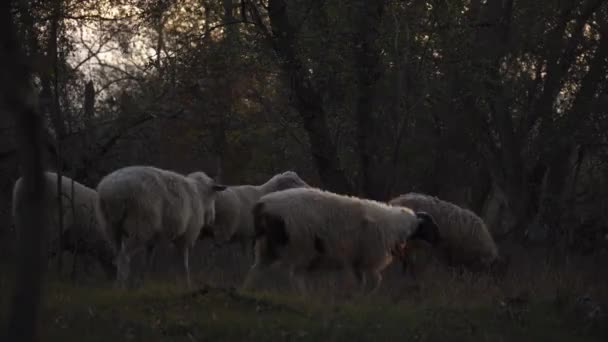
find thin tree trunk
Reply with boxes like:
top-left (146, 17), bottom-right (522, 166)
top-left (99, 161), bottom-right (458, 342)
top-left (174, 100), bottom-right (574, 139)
top-left (83, 80), bottom-right (95, 162)
top-left (1, 0), bottom-right (48, 340)
top-left (47, 0), bottom-right (66, 275)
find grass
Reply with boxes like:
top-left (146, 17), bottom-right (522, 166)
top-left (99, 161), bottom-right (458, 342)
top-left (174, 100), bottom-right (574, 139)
top-left (4, 282), bottom-right (604, 342)
top-left (1, 244), bottom-right (607, 341)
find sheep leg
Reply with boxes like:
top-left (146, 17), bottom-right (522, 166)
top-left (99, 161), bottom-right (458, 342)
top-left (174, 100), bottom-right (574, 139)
top-left (114, 239), bottom-right (132, 289)
top-left (239, 238), bottom-right (250, 259)
top-left (97, 241), bottom-right (118, 280)
top-left (70, 240), bottom-right (80, 282)
top-left (366, 271), bottom-right (383, 296)
top-left (289, 266), bottom-right (308, 295)
top-left (242, 264), bottom-right (259, 291)
top-left (82, 253), bottom-right (94, 278)
top-left (115, 236), bottom-right (147, 289)
top-left (140, 243), bottom-right (157, 283)
top-left (183, 246), bottom-right (191, 289)
top-left (173, 237), bottom-right (192, 289)
top-left (352, 268), bottom-right (367, 295)
top-left (242, 239), bottom-right (275, 291)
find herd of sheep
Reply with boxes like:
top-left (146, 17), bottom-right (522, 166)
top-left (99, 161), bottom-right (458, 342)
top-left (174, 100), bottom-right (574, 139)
top-left (11, 166), bottom-right (506, 294)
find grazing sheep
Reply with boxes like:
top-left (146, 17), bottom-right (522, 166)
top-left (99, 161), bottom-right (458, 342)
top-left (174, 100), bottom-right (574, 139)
top-left (96, 166), bottom-right (226, 289)
top-left (12, 172), bottom-right (116, 279)
top-left (389, 192), bottom-right (505, 274)
top-left (244, 187), bottom-right (440, 295)
top-left (207, 171), bottom-right (310, 255)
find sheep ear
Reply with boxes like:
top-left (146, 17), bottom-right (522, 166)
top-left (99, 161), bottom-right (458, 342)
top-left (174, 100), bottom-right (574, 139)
top-left (413, 211), bottom-right (441, 245)
top-left (212, 184), bottom-right (227, 191)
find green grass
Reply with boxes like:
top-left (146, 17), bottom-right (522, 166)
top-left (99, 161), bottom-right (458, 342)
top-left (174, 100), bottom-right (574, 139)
top-left (1, 278), bottom-right (606, 342)
top-left (1, 245), bottom-right (607, 342)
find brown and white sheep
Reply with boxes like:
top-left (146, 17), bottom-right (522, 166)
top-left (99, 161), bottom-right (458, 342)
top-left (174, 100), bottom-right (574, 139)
top-left (244, 187), bottom-right (440, 295)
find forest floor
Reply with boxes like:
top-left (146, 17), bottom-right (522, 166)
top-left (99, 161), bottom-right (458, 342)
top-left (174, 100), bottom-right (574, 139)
top-left (1, 244), bottom-right (607, 342)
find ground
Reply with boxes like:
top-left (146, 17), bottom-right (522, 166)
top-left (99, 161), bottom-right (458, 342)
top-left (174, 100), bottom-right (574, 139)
top-left (1, 244), bottom-right (607, 341)
top-left (0, 282), bottom-right (605, 342)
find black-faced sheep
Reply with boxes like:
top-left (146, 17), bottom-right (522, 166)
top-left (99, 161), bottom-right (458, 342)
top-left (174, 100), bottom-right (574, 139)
top-left (389, 192), bottom-right (506, 275)
top-left (243, 187), bottom-right (440, 295)
top-left (207, 171), bottom-right (310, 256)
top-left (96, 166), bottom-right (226, 289)
top-left (12, 172), bottom-right (116, 278)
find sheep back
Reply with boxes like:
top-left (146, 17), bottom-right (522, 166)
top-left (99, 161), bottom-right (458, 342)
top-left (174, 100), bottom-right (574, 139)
top-left (253, 187), bottom-right (423, 273)
top-left (259, 171), bottom-right (310, 194)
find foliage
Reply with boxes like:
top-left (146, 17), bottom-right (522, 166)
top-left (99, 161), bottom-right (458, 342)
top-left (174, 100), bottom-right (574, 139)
top-left (1, 0), bottom-right (608, 252)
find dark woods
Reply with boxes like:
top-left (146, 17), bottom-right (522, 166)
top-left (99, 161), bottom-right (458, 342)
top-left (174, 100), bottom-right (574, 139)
top-left (0, 0), bottom-right (607, 326)
top-left (252, 0), bottom-right (608, 250)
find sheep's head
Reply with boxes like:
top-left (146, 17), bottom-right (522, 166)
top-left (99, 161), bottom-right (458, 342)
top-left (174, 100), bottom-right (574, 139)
top-left (411, 211), bottom-right (441, 245)
top-left (188, 171), bottom-right (226, 226)
top-left (263, 171), bottom-right (310, 193)
top-left (188, 171), bottom-right (227, 194)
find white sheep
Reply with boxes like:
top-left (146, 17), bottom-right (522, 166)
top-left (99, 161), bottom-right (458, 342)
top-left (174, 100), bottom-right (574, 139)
top-left (207, 171), bottom-right (310, 255)
top-left (243, 187), bottom-right (440, 295)
top-left (12, 172), bottom-right (116, 278)
top-left (96, 166), bottom-right (226, 289)
top-left (389, 192), bottom-right (505, 275)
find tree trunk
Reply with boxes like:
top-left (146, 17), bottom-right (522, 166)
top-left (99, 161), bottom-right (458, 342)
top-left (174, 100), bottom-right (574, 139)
top-left (352, 0), bottom-right (386, 199)
top-left (267, 0), bottom-right (351, 194)
top-left (534, 23), bottom-right (608, 244)
top-left (84, 80), bottom-right (95, 124)
top-left (212, 0), bottom-right (238, 182)
top-left (1, 1), bottom-right (48, 340)
top-left (470, 0), bottom-right (532, 235)
top-left (46, 0), bottom-right (66, 274)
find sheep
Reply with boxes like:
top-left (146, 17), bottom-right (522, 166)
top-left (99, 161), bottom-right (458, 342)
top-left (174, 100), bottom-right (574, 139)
top-left (206, 171), bottom-right (310, 256)
top-left (96, 166), bottom-right (226, 289)
top-left (388, 192), bottom-right (506, 275)
top-left (12, 172), bottom-right (116, 279)
top-left (243, 187), bottom-right (440, 295)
